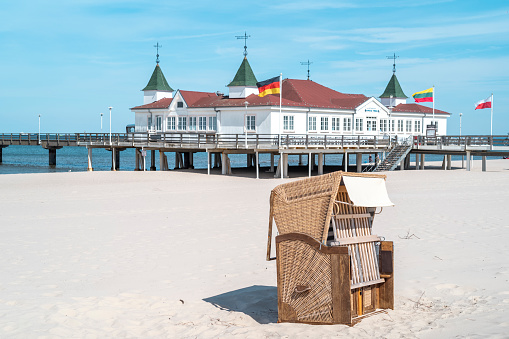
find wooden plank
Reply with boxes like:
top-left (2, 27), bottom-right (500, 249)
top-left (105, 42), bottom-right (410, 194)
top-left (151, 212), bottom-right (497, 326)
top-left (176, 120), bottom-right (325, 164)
top-left (331, 251), bottom-right (352, 325)
top-left (334, 213), bottom-right (371, 219)
top-left (378, 241), bottom-right (394, 310)
top-left (275, 239), bottom-right (284, 322)
top-left (335, 235), bottom-right (380, 246)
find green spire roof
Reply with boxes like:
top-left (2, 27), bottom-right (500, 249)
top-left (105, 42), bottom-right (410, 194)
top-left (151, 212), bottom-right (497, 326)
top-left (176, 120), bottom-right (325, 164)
top-left (380, 73), bottom-right (407, 98)
top-left (142, 64), bottom-right (173, 91)
top-left (228, 57), bottom-right (258, 87)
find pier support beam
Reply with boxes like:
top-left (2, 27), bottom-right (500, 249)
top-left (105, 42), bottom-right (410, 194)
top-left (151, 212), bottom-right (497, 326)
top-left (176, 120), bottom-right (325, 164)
top-left (256, 152), bottom-right (259, 179)
top-left (420, 154), bottom-right (425, 170)
top-left (159, 151), bottom-right (168, 171)
top-left (482, 155), bottom-right (486, 172)
top-left (318, 153), bottom-right (324, 175)
top-left (356, 153), bottom-right (362, 173)
top-left (87, 147), bottom-right (93, 171)
top-left (135, 149), bottom-right (141, 171)
top-left (466, 151), bottom-right (471, 171)
top-left (0, 146), bottom-right (7, 163)
top-left (207, 151), bottom-right (211, 175)
top-left (344, 152), bottom-right (348, 172)
top-left (308, 152), bottom-right (312, 177)
top-left (415, 154), bottom-right (419, 170)
top-left (150, 150), bottom-right (156, 171)
top-left (111, 148), bottom-right (116, 171)
top-left (447, 154), bottom-right (452, 170)
top-left (46, 147), bottom-right (62, 166)
top-left (269, 153), bottom-right (275, 172)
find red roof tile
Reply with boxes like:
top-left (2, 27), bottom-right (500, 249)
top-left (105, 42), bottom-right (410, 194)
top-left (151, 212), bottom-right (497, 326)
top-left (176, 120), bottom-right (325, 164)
top-left (190, 79), bottom-right (368, 110)
top-left (131, 97), bottom-right (173, 110)
top-left (392, 103), bottom-right (450, 115)
top-left (180, 90), bottom-right (218, 106)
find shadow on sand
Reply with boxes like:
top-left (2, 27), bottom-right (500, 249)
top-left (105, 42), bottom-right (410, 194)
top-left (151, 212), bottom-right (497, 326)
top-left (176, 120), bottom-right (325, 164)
top-left (203, 285), bottom-right (278, 324)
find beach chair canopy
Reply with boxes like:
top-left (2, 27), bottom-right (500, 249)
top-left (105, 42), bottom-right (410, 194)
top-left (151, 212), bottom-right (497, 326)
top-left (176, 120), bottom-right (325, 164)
top-left (341, 176), bottom-right (394, 207)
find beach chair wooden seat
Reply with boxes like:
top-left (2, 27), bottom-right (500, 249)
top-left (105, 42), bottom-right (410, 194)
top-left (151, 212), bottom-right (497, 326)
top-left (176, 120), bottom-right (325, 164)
top-left (267, 171), bottom-right (394, 325)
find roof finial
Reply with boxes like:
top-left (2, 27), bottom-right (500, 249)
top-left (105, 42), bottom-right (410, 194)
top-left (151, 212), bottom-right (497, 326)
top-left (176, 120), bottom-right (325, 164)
top-left (154, 42), bottom-right (162, 64)
top-left (300, 59), bottom-right (313, 80)
top-left (235, 32), bottom-right (250, 57)
top-left (387, 53), bottom-right (399, 74)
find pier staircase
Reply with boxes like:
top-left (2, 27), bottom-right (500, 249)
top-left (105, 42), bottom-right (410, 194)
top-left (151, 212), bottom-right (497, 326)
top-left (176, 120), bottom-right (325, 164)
top-left (371, 139), bottom-right (412, 172)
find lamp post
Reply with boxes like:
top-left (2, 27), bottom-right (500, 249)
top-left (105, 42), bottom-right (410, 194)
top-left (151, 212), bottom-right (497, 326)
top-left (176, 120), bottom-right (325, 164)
top-left (244, 101), bottom-right (249, 148)
top-left (459, 113), bottom-right (464, 168)
top-left (108, 107), bottom-right (112, 144)
top-left (38, 114), bottom-right (41, 144)
top-left (100, 113), bottom-right (103, 132)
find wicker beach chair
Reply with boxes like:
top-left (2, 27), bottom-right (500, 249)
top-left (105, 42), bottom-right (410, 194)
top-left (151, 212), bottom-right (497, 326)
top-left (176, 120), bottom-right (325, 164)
top-left (267, 172), bottom-right (394, 325)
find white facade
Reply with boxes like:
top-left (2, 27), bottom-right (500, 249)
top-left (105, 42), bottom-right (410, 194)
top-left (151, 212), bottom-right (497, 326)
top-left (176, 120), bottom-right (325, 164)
top-left (133, 97), bottom-right (449, 137)
top-left (143, 90), bottom-right (172, 105)
top-left (228, 86), bottom-right (259, 99)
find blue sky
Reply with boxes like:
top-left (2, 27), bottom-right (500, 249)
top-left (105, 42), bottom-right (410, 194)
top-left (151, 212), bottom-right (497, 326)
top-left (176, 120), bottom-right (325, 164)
top-left (1, 0), bottom-right (508, 135)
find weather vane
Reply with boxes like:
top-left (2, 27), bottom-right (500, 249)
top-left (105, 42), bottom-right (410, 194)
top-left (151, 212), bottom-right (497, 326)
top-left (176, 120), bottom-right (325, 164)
top-left (300, 59), bottom-right (313, 80)
top-left (154, 42), bottom-right (162, 64)
top-left (235, 32), bottom-right (250, 57)
top-left (387, 53), bottom-right (399, 74)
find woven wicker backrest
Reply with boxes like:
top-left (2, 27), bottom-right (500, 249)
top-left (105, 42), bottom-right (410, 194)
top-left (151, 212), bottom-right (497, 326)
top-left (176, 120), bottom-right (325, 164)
top-left (270, 172), bottom-right (342, 243)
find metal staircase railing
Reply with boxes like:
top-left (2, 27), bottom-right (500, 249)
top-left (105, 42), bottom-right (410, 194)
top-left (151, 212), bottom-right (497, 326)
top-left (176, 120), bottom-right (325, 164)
top-left (371, 137), bottom-right (412, 172)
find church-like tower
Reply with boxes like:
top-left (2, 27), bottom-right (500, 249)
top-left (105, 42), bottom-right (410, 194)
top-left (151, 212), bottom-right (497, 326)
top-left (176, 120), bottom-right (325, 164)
top-left (142, 43), bottom-right (173, 104)
top-left (380, 73), bottom-right (407, 108)
top-left (227, 57), bottom-right (258, 99)
top-left (380, 53), bottom-right (407, 108)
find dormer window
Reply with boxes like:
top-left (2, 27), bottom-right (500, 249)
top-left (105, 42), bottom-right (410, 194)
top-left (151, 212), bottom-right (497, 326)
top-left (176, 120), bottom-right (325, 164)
top-left (177, 101), bottom-right (184, 108)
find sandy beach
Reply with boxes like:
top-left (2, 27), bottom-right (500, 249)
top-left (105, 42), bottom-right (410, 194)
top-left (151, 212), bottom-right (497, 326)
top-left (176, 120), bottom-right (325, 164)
top-left (1, 159), bottom-right (508, 338)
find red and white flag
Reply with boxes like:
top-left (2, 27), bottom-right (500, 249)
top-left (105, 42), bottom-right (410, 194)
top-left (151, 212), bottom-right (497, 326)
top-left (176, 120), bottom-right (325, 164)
top-left (475, 96), bottom-right (492, 110)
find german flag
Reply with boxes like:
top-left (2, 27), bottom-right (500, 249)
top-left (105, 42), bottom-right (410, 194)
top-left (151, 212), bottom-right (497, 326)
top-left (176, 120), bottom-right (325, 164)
top-left (257, 76), bottom-right (280, 97)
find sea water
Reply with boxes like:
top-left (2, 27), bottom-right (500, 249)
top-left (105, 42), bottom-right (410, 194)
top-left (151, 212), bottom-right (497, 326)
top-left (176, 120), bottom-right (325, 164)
top-left (0, 145), bottom-right (499, 175)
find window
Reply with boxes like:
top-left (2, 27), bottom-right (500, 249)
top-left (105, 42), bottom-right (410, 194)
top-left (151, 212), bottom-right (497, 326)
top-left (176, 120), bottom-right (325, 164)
top-left (414, 120), bottom-right (421, 133)
top-left (366, 117), bottom-right (376, 132)
top-left (320, 117), bottom-right (329, 131)
top-left (198, 117), bottom-right (207, 131)
top-left (188, 117), bottom-right (197, 131)
top-left (167, 116), bottom-right (176, 130)
top-left (155, 116), bottom-right (162, 131)
top-left (355, 118), bottom-right (364, 132)
top-left (343, 117), bottom-right (351, 132)
top-left (246, 115), bottom-right (256, 131)
top-left (332, 117), bottom-right (341, 131)
top-left (178, 117), bottom-right (187, 130)
top-left (380, 119), bottom-right (387, 133)
top-left (308, 116), bottom-right (316, 131)
top-left (208, 117), bottom-right (217, 131)
top-left (389, 120), bottom-right (395, 132)
top-left (283, 115), bottom-right (294, 131)
top-left (406, 120), bottom-right (412, 132)
top-left (397, 119), bottom-right (403, 132)
top-left (177, 101), bottom-right (184, 108)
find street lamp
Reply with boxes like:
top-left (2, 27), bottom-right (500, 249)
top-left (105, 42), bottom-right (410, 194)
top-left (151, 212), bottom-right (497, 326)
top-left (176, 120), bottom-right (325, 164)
top-left (100, 113), bottom-right (103, 132)
top-left (459, 113), bottom-right (464, 168)
top-left (38, 114), bottom-right (41, 144)
top-left (459, 113), bottom-right (462, 136)
top-left (244, 101), bottom-right (249, 148)
top-left (108, 107), bottom-right (113, 144)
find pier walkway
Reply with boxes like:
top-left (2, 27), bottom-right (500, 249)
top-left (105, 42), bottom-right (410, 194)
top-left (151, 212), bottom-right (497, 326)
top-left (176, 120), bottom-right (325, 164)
top-left (1, 133), bottom-right (508, 177)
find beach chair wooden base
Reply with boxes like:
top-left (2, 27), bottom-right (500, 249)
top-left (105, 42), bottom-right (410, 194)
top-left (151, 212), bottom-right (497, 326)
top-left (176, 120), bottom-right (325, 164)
top-left (275, 233), bottom-right (394, 325)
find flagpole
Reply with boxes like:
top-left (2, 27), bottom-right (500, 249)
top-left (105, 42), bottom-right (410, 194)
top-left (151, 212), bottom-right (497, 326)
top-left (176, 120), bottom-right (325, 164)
top-left (279, 73), bottom-right (283, 179)
top-left (432, 85), bottom-right (435, 130)
top-left (491, 93), bottom-right (493, 136)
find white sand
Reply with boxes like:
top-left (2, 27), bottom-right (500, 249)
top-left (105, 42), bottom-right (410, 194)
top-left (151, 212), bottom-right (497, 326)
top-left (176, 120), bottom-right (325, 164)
top-left (0, 160), bottom-right (508, 338)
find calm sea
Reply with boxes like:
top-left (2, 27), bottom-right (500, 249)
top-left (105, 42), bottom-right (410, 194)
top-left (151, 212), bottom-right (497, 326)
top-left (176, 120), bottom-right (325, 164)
top-left (0, 145), bottom-right (498, 175)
